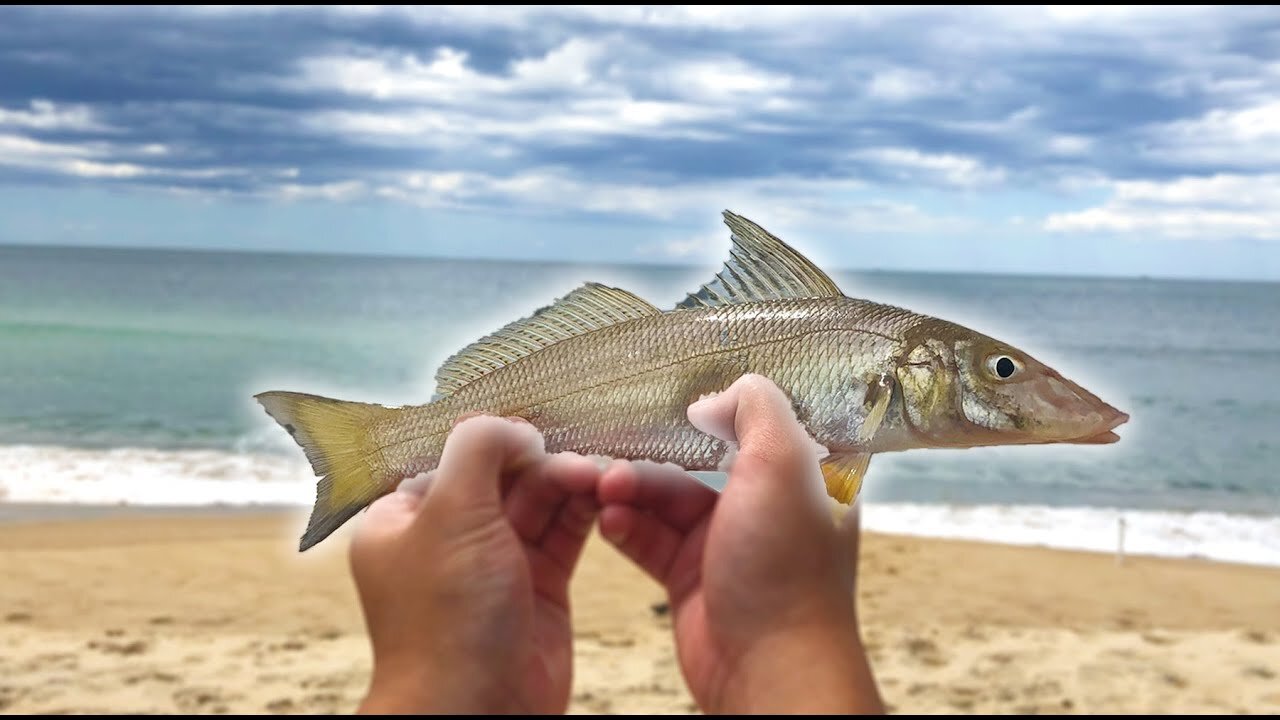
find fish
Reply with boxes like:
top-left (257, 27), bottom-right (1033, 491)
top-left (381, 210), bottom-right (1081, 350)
top-left (256, 211), bottom-right (1129, 551)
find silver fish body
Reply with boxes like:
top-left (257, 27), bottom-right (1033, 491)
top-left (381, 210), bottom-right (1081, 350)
top-left (256, 212), bottom-right (1128, 550)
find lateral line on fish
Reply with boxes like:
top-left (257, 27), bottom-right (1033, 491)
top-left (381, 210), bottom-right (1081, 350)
top-left (362, 324), bottom-right (901, 461)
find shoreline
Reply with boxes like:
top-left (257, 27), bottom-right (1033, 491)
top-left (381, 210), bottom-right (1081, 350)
top-left (1, 499), bottom-right (1276, 570)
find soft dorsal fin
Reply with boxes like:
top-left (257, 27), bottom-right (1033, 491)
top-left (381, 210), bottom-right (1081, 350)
top-left (676, 210), bottom-right (844, 310)
top-left (434, 282), bottom-right (660, 397)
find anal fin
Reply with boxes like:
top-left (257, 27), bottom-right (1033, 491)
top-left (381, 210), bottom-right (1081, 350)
top-left (821, 452), bottom-right (872, 505)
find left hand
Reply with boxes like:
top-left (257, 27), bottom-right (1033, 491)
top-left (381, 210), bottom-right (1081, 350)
top-left (349, 415), bottom-right (600, 714)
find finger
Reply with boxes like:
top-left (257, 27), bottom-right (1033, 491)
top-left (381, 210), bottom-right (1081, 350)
top-left (687, 373), bottom-right (827, 508)
top-left (348, 490), bottom-right (419, 568)
top-left (504, 452), bottom-right (598, 544)
top-left (533, 493), bottom-right (600, 581)
top-left (598, 459), bottom-right (717, 532)
top-left (838, 501), bottom-right (864, 566)
top-left (395, 470), bottom-right (435, 500)
top-left (428, 414), bottom-right (545, 518)
top-left (598, 504), bottom-right (685, 584)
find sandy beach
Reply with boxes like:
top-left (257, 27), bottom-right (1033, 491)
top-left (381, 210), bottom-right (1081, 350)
top-left (0, 508), bottom-right (1277, 715)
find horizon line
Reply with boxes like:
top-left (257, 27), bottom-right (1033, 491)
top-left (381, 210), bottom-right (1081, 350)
top-left (1, 239), bottom-right (1276, 286)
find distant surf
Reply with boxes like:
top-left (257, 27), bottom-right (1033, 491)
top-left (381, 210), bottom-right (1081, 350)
top-left (2, 444), bottom-right (1276, 568)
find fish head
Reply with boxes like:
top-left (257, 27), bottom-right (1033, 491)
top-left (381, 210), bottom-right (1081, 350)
top-left (895, 325), bottom-right (1129, 448)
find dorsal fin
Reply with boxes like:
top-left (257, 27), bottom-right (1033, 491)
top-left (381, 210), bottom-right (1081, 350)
top-left (434, 282), bottom-right (660, 397)
top-left (676, 210), bottom-right (843, 310)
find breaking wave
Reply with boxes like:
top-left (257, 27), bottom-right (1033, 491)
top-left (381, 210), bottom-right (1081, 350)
top-left (1, 444), bottom-right (1277, 568)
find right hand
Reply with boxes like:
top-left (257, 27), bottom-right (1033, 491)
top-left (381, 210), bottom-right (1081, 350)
top-left (597, 374), bottom-right (884, 714)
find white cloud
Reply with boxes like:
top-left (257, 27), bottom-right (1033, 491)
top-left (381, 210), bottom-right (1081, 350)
top-left (853, 147), bottom-right (1007, 188)
top-left (0, 131), bottom-right (275, 183)
top-left (275, 180), bottom-right (367, 201)
top-left (371, 167), bottom-right (970, 243)
top-left (668, 57), bottom-right (793, 101)
top-left (1046, 134), bottom-right (1093, 156)
top-left (0, 133), bottom-right (146, 177)
top-left (1144, 99), bottom-right (1280, 168)
top-left (0, 100), bottom-right (102, 131)
top-left (1044, 173), bottom-right (1280, 240)
top-left (290, 40), bottom-right (795, 149)
top-left (866, 68), bottom-right (944, 102)
top-left (644, 234), bottom-right (718, 259)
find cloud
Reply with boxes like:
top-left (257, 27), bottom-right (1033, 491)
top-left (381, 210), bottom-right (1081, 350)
top-left (1045, 174), bottom-right (1280, 240)
top-left (0, 132), bottom-right (146, 178)
top-left (285, 38), bottom-right (796, 152)
top-left (0, 4), bottom-right (1277, 252)
top-left (866, 68), bottom-right (946, 102)
top-left (0, 100), bottom-right (102, 131)
top-left (1143, 98), bottom-right (1280, 169)
top-left (852, 147), bottom-right (1007, 188)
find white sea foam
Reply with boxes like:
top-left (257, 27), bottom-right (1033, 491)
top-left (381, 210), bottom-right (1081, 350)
top-left (0, 445), bottom-right (315, 507)
top-left (1, 445), bottom-right (1277, 567)
top-left (859, 502), bottom-right (1280, 568)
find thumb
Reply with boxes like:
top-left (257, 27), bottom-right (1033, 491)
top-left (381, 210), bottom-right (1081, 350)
top-left (687, 374), bottom-right (828, 510)
top-left (426, 414), bottom-right (545, 522)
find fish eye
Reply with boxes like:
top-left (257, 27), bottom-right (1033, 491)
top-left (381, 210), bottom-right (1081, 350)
top-left (986, 354), bottom-right (1021, 380)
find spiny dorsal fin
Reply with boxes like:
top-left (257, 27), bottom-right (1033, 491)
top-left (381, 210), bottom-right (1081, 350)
top-left (676, 210), bottom-right (843, 310)
top-left (434, 282), bottom-right (660, 397)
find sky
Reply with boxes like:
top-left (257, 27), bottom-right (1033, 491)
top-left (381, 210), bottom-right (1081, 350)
top-left (1, 5), bottom-right (1279, 280)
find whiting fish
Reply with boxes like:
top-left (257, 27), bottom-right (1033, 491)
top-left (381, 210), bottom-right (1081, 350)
top-left (256, 211), bottom-right (1129, 551)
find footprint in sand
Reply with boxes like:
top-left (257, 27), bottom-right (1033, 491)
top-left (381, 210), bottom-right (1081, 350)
top-left (173, 686), bottom-right (235, 713)
top-left (1111, 608), bottom-right (1144, 630)
top-left (303, 692), bottom-right (346, 710)
top-left (1243, 666), bottom-right (1276, 680)
top-left (1242, 629), bottom-right (1269, 644)
top-left (906, 681), bottom-right (938, 697)
top-left (902, 636), bottom-right (948, 667)
top-left (1140, 632), bottom-right (1176, 646)
top-left (29, 652), bottom-right (78, 672)
top-left (3, 612), bottom-right (32, 624)
top-left (266, 697), bottom-right (296, 712)
top-left (304, 627), bottom-right (343, 641)
top-left (87, 638), bottom-right (149, 656)
top-left (124, 671), bottom-right (179, 685)
top-left (946, 685), bottom-right (982, 711)
top-left (572, 691), bottom-right (613, 713)
top-left (1021, 678), bottom-right (1064, 699)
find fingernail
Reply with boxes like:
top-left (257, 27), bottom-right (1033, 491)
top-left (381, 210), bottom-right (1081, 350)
top-left (599, 516), bottom-right (629, 545)
top-left (687, 392), bottom-right (737, 443)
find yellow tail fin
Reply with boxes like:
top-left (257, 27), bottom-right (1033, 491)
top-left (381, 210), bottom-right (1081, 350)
top-left (255, 391), bottom-right (394, 551)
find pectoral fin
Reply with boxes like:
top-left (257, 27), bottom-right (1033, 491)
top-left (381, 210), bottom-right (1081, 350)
top-left (820, 452), bottom-right (872, 505)
top-left (858, 373), bottom-right (893, 444)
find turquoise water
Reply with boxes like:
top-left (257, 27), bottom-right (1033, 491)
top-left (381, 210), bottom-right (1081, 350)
top-left (2, 244), bottom-right (1278, 516)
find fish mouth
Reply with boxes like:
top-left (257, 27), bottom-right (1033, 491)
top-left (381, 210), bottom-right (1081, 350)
top-left (1062, 408), bottom-right (1130, 445)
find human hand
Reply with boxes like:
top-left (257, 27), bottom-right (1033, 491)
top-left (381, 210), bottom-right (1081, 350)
top-left (349, 415), bottom-right (600, 715)
top-left (598, 374), bottom-right (884, 714)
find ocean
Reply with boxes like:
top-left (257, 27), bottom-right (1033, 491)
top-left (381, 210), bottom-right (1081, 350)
top-left (2, 245), bottom-right (1278, 565)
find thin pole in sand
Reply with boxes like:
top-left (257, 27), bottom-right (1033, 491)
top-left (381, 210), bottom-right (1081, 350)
top-left (1115, 515), bottom-right (1127, 566)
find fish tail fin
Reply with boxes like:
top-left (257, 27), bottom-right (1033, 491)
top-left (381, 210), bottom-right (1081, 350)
top-left (255, 391), bottom-right (395, 551)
